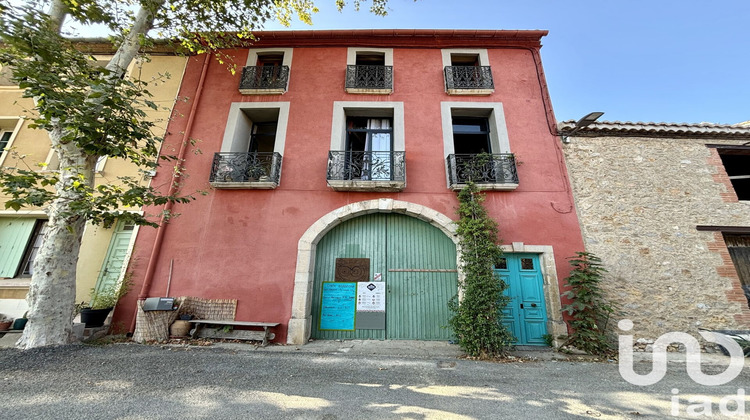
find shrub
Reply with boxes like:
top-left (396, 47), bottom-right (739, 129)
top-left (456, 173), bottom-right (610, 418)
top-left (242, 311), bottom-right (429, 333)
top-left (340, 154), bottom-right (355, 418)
top-left (560, 252), bottom-right (617, 356)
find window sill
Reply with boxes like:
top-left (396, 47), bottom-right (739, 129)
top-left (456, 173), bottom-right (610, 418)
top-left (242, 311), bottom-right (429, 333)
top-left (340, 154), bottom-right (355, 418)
top-left (239, 88), bottom-right (286, 95)
top-left (446, 88), bottom-right (494, 96)
top-left (449, 182), bottom-right (518, 191)
top-left (345, 88), bottom-right (393, 95)
top-left (0, 278), bottom-right (31, 288)
top-left (328, 179), bottom-right (406, 192)
top-left (210, 181), bottom-right (279, 190)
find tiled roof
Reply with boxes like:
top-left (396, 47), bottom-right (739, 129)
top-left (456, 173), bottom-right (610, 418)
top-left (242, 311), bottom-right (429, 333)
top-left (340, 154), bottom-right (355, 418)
top-left (558, 120), bottom-right (750, 140)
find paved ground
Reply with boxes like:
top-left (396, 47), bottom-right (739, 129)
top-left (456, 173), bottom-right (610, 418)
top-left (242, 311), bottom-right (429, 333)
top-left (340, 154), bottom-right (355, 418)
top-left (0, 338), bottom-right (748, 419)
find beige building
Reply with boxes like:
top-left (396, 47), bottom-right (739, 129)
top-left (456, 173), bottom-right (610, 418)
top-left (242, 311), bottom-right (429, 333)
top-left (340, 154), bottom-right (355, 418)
top-left (561, 120), bottom-right (750, 344)
top-left (0, 43), bottom-right (187, 318)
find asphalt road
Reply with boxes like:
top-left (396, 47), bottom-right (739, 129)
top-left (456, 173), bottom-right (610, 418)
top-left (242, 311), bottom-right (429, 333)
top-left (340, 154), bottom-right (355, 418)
top-left (0, 343), bottom-right (747, 419)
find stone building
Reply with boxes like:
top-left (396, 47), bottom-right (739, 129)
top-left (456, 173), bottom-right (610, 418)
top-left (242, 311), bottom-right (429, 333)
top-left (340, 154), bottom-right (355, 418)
top-left (561, 120), bottom-right (750, 343)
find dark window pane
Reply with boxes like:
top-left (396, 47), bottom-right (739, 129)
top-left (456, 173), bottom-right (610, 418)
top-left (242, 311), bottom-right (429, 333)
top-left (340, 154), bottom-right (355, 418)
top-left (495, 258), bottom-right (507, 270)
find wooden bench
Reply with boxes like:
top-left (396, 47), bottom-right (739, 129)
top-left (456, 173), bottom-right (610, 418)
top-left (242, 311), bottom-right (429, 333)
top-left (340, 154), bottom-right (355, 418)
top-left (188, 320), bottom-right (279, 347)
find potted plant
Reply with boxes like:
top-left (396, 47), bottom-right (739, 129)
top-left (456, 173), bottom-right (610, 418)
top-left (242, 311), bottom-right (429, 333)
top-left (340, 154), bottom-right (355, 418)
top-left (12, 311), bottom-right (28, 330)
top-left (0, 315), bottom-right (11, 331)
top-left (79, 276), bottom-right (132, 328)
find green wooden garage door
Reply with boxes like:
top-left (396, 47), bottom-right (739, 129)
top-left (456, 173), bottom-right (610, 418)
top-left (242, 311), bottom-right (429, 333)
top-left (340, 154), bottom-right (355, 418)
top-left (311, 213), bottom-right (457, 340)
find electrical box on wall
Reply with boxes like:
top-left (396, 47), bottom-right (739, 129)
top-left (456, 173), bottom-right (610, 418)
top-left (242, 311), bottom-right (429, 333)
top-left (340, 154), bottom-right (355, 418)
top-left (142, 297), bottom-right (175, 311)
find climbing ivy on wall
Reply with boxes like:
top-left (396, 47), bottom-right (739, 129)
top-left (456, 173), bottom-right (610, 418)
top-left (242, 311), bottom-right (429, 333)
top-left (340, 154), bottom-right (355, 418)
top-left (449, 181), bottom-right (514, 357)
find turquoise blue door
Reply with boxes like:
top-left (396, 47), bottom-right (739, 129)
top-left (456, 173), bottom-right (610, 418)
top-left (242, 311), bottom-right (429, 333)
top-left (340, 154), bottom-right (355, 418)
top-left (495, 254), bottom-right (548, 346)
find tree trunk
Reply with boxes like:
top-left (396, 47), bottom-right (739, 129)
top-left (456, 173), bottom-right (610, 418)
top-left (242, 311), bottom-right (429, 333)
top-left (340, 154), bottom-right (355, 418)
top-left (17, 0), bottom-right (164, 349)
top-left (17, 141), bottom-right (95, 349)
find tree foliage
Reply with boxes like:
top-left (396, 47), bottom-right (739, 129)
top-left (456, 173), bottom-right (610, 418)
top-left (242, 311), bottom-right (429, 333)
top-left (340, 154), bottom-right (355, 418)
top-left (560, 252), bottom-right (618, 356)
top-left (448, 181), bottom-right (514, 358)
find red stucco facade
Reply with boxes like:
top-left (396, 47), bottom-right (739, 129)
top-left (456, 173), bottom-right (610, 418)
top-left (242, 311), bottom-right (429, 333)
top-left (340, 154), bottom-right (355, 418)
top-left (117, 30), bottom-right (585, 344)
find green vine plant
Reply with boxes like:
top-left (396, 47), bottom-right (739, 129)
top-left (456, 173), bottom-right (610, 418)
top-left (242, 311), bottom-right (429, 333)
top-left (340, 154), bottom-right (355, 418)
top-left (448, 180), bottom-right (514, 358)
top-left (560, 252), bottom-right (618, 356)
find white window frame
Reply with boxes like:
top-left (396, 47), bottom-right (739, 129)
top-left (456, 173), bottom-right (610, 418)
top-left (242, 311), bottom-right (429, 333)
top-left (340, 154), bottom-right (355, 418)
top-left (42, 151), bottom-right (107, 173)
top-left (441, 101), bottom-right (510, 157)
top-left (245, 48), bottom-right (294, 68)
top-left (441, 48), bottom-right (490, 68)
top-left (330, 101), bottom-right (404, 152)
top-left (0, 117), bottom-right (23, 166)
top-left (346, 48), bottom-right (393, 66)
top-left (217, 102), bottom-right (290, 188)
top-left (241, 48), bottom-right (294, 94)
top-left (441, 48), bottom-right (493, 95)
top-left (345, 48), bottom-right (394, 94)
top-left (441, 101), bottom-right (515, 190)
top-left (221, 102), bottom-right (290, 155)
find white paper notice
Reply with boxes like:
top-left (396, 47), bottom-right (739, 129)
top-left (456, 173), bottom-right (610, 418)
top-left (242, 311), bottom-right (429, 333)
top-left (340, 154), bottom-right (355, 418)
top-left (356, 282), bottom-right (386, 312)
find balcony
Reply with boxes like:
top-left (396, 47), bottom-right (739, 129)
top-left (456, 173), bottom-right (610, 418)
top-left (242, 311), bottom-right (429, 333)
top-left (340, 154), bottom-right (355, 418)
top-left (238, 66), bottom-right (289, 95)
top-left (345, 65), bottom-right (393, 94)
top-left (444, 66), bottom-right (494, 95)
top-left (327, 151), bottom-right (406, 191)
top-left (446, 153), bottom-right (518, 191)
top-left (210, 152), bottom-right (282, 189)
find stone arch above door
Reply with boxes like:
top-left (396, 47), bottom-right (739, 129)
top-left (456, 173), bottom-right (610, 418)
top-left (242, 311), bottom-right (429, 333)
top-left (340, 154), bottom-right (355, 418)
top-left (287, 199), bottom-right (459, 344)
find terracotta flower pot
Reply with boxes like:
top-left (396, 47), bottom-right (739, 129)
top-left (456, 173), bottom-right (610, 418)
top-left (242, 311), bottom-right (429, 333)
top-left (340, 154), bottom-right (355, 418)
top-left (170, 320), bottom-right (192, 337)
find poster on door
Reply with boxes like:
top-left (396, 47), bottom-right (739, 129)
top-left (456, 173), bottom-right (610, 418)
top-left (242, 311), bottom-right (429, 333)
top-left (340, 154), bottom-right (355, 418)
top-left (356, 282), bottom-right (386, 312)
top-left (319, 282), bottom-right (357, 331)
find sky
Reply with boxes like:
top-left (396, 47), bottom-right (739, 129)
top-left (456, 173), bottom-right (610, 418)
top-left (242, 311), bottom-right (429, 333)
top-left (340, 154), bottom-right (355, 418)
top-left (255, 0), bottom-right (749, 125)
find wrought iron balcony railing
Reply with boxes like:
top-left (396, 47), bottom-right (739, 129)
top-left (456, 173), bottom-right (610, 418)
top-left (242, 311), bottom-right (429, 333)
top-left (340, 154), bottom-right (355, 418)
top-left (444, 66), bottom-right (494, 90)
top-left (210, 152), bottom-right (282, 187)
top-left (327, 151), bottom-right (405, 183)
top-left (239, 66), bottom-right (289, 91)
top-left (447, 153), bottom-right (518, 187)
top-left (345, 65), bottom-right (393, 90)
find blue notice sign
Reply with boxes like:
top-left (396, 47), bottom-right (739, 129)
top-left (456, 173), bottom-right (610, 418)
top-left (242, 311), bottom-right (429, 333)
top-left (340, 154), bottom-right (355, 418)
top-left (319, 282), bottom-right (357, 331)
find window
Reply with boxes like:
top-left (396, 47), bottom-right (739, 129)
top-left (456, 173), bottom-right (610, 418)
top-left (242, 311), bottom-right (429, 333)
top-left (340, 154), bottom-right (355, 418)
top-left (212, 102), bottom-right (289, 188)
top-left (20, 220), bottom-right (47, 276)
top-left (327, 102), bottom-right (405, 190)
top-left (441, 49), bottom-right (494, 94)
top-left (239, 48), bottom-right (293, 94)
top-left (724, 234), bottom-right (750, 308)
top-left (452, 117), bottom-right (491, 154)
top-left (718, 149), bottom-right (750, 200)
top-left (0, 131), bottom-right (11, 153)
top-left (451, 54), bottom-right (480, 67)
top-left (441, 102), bottom-right (517, 190)
top-left (0, 117), bottom-right (22, 164)
top-left (249, 121), bottom-right (278, 153)
top-left (0, 218), bottom-right (47, 278)
top-left (253, 53), bottom-right (285, 88)
top-left (43, 152), bottom-right (107, 173)
top-left (345, 48), bottom-right (393, 93)
top-left (95, 155), bottom-right (108, 172)
top-left (345, 117), bottom-right (393, 180)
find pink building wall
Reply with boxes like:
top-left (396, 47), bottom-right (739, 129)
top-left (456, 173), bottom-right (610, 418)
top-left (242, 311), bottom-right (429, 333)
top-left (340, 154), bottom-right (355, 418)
top-left (116, 30), bottom-right (585, 342)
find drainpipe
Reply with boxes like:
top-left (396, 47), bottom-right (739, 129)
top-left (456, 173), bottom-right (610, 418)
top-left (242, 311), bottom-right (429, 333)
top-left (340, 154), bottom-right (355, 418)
top-left (129, 52), bottom-right (211, 333)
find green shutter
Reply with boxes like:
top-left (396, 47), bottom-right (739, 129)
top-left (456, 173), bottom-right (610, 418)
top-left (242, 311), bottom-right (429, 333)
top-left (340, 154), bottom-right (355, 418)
top-left (0, 219), bottom-right (36, 277)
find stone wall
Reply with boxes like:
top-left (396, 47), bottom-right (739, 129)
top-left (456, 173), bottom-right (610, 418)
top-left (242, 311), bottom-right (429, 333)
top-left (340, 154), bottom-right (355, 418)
top-left (563, 136), bottom-right (750, 343)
